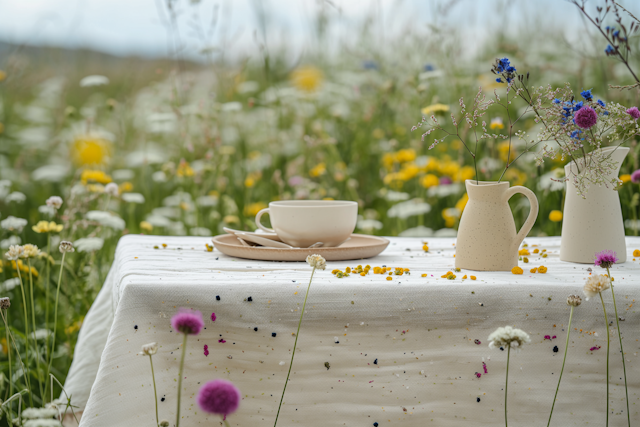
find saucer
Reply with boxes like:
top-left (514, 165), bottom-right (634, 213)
top-left (211, 233), bottom-right (390, 261)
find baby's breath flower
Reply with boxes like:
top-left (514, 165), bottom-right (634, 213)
top-left (306, 254), bottom-right (326, 270)
top-left (567, 295), bottom-right (582, 306)
top-left (583, 274), bottom-right (611, 300)
top-left (142, 342), bottom-right (158, 355)
top-left (32, 221), bottom-right (63, 234)
top-left (105, 182), bottom-right (119, 197)
top-left (59, 241), bottom-right (74, 254)
top-left (488, 326), bottom-right (530, 350)
top-left (45, 196), bottom-right (63, 210)
top-left (5, 245), bottom-right (23, 260)
top-left (21, 244), bottom-right (41, 259)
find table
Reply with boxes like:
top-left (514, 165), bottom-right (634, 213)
top-left (67, 235), bottom-right (640, 426)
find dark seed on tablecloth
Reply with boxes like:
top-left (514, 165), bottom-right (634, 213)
top-left (134, 325), bottom-right (138, 330)
top-left (374, 358), bottom-right (378, 365)
top-left (161, 396), bottom-right (165, 402)
top-left (500, 347), bottom-right (504, 351)
top-left (553, 346), bottom-right (559, 353)
top-left (247, 296), bottom-right (253, 302)
top-left (477, 397), bottom-right (481, 402)
top-left (272, 332), bottom-right (277, 337)
top-left (254, 327), bottom-right (258, 331)
top-left (374, 423), bottom-right (379, 426)
top-left (216, 295), bottom-right (220, 301)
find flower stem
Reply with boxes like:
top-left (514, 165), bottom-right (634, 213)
top-left (149, 355), bottom-right (159, 426)
top-left (273, 266), bottom-right (317, 427)
top-left (547, 306), bottom-right (574, 427)
top-left (44, 234), bottom-right (51, 363)
top-left (15, 267), bottom-right (33, 406)
top-left (606, 267), bottom-right (630, 427)
top-left (1, 309), bottom-right (29, 404)
top-left (2, 308), bottom-right (13, 424)
top-left (176, 333), bottom-right (188, 427)
top-left (27, 259), bottom-right (44, 399)
top-left (46, 252), bottom-right (66, 402)
top-left (599, 292), bottom-right (610, 427)
top-left (505, 344), bottom-right (510, 427)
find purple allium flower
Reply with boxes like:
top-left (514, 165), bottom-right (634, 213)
top-left (627, 107), bottom-right (640, 119)
top-left (631, 169), bottom-right (640, 184)
top-left (197, 379), bottom-right (241, 417)
top-left (204, 344), bottom-right (209, 357)
top-left (171, 309), bottom-right (204, 335)
top-left (594, 249), bottom-right (618, 269)
top-left (211, 312), bottom-right (217, 322)
top-left (439, 176), bottom-right (453, 185)
top-left (574, 106), bottom-right (598, 129)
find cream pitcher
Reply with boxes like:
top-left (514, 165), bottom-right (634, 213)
top-left (455, 180), bottom-right (539, 271)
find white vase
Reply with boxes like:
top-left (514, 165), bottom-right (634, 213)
top-left (560, 146), bottom-right (629, 264)
top-left (455, 180), bottom-right (539, 271)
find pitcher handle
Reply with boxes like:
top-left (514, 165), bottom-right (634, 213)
top-left (255, 208), bottom-right (275, 233)
top-left (504, 186), bottom-right (539, 251)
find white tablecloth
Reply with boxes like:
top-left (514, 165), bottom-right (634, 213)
top-left (66, 235), bottom-right (640, 426)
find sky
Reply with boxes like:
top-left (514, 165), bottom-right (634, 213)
top-left (0, 0), bottom-right (638, 61)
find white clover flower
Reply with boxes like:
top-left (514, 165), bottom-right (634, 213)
top-left (567, 295), bottom-right (582, 306)
top-left (5, 192), bottom-right (26, 203)
top-left (5, 245), bottom-right (24, 260)
top-left (1, 216), bottom-right (28, 232)
top-left (85, 211), bottom-right (125, 230)
top-left (121, 192), bottom-right (145, 204)
top-left (45, 196), bottom-right (63, 209)
top-left (0, 235), bottom-right (21, 249)
top-left (583, 274), bottom-right (611, 300)
top-left (306, 254), bottom-right (326, 270)
top-left (59, 241), bottom-right (74, 254)
top-left (383, 190), bottom-right (410, 202)
top-left (74, 237), bottom-right (104, 253)
top-left (79, 75), bottom-right (109, 87)
top-left (488, 326), bottom-right (530, 350)
top-left (142, 342), bottom-right (158, 355)
top-left (104, 182), bottom-right (119, 197)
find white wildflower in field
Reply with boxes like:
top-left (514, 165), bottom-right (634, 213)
top-left (21, 406), bottom-right (59, 419)
top-left (74, 237), bottom-right (105, 253)
top-left (31, 164), bottom-right (69, 182)
top-left (1, 216), bottom-right (28, 233)
top-left (38, 205), bottom-right (56, 217)
top-left (387, 199), bottom-right (431, 219)
top-left (357, 218), bottom-right (383, 231)
top-left (398, 226), bottom-right (434, 237)
top-left (5, 192), bottom-right (26, 203)
top-left (79, 75), bottom-right (109, 87)
top-left (488, 326), bottom-right (531, 350)
top-left (426, 183), bottom-right (463, 198)
top-left (538, 169), bottom-right (566, 192)
top-left (190, 227), bottom-right (212, 237)
top-left (46, 196), bottom-right (63, 209)
top-left (383, 190), bottom-right (410, 202)
top-left (86, 211), bottom-right (125, 230)
top-left (104, 182), bottom-right (119, 197)
top-left (112, 169), bottom-right (135, 180)
top-left (122, 192), bottom-right (145, 204)
top-left (2, 278), bottom-right (21, 292)
top-left (0, 235), bottom-right (21, 249)
top-left (196, 195), bottom-right (218, 207)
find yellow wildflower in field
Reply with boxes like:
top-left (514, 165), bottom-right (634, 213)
top-left (10, 260), bottom-right (39, 278)
top-left (119, 182), bottom-right (133, 193)
top-left (420, 174), bottom-right (439, 188)
top-left (140, 221), bottom-right (153, 232)
top-left (504, 168), bottom-right (527, 186)
top-left (549, 210), bottom-right (563, 222)
top-left (0, 70), bottom-right (6, 82)
top-left (0, 337), bottom-right (7, 354)
top-left (498, 141), bottom-right (516, 162)
top-left (372, 128), bottom-right (385, 139)
top-left (455, 166), bottom-right (475, 182)
top-left (32, 221), bottom-right (63, 234)
top-left (490, 117), bottom-right (504, 129)
top-left (223, 215), bottom-right (240, 224)
top-left (244, 171), bottom-right (262, 187)
top-left (442, 208), bottom-right (460, 228)
top-left (455, 193), bottom-right (469, 212)
top-left (619, 174), bottom-right (631, 184)
top-left (396, 149), bottom-right (416, 163)
top-left (81, 170), bottom-right (112, 184)
top-left (310, 163), bottom-right (326, 178)
top-left (421, 103), bottom-right (449, 116)
top-left (176, 160), bottom-right (194, 177)
top-left (437, 159), bottom-right (460, 177)
top-left (72, 135), bottom-right (111, 166)
top-left (87, 184), bottom-right (105, 193)
top-left (291, 66), bottom-right (323, 92)
top-left (244, 202), bottom-right (267, 217)
top-left (398, 163), bottom-right (419, 181)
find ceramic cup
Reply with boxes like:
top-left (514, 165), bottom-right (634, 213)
top-left (255, 200), bottom-right (358, 248)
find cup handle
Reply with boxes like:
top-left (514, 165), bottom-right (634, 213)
top-left (255, 208), bottom-right (275, 233)
top-left (504, 186), bottom-right (539, 251)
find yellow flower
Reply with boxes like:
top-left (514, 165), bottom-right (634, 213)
top-left (455, 194), bottom-right (469, 212)
top-left (394, 125), bottom-right (407, 136)
top-left (205, 243), bottom-right (214, 252)
top-left (398, 163), bottom-right (419, 181)
top-left (244, 202), bottom-right (268, 217)
top-left (176, 160), bottom-right (194, 178)
top-left (633, 249), bottom-right (640, 257)
top-left (442, 208), bottom-right (459, 228)
top-left (72, 136), bottom-right (111, 166)
top-left (498, 141), bottom-right (516, 162)
top-left (438, 160), bottom-right (460, 177)
top-left (0, 70), bottom-right (6, 82)
top-left (65, 318), bottom-right (84, 335)
top-left (81, 170), bottom-right (112, 185)
top-left (620, 174), bottom-right (631, 184)
top-left (372, 128), bottom-right (385, 139)
top-left (538, 265), bottom-right (547, 274)
top-left (456, 166), bottom-right (475, 182)
top-left (291, 66), bottom-right (323, 92)
top-left (503, 168), bottom-right (527, 186)
top-left (140, 221), bottom-right (153, 232)
top-left (519, 248), bottom-right (530, 256)
top-left (309, 163), bottom-right (326, 178)
top-left (223, 215), bottom-right (239, 224)
top-left (511, 266), bottom-right (523, 275)
top-left (395, 149), bottom-right (416, 163)
top-left (87, 184), bottom-right (105, 193)
top-left (119, 182), bottom-right (133, 193)
top-left (421, 103), bottom-right (450, 116)
top-left (420, 174), bottom-right (439, 188)
top-left (549, 210), bottom-right (563, 222)
top-left (244, 176), bottom-right (255, 188)
top-left (32, 221), bottom-right (63, 234)
top-left (490, 117), bottom-right (504, 129)
top-left (0, 337), bottom-right (7, 354)
top-left (10, 260), bottom-right (38, 278)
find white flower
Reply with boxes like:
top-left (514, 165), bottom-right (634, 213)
top-left (79, 75), bottom-right (109, 87)
top-left (583, 274), bottom-right (611, 300)
top-left (236, 81), bottom-right (259, 94)
top-left (121, 192), bottom-right (145, 204)
top-left (0, 235), bottom-right (21, 249)
top-left (567, 295), bottom-right (582, 306)
top-left (538, 169), bottom-right (566, 192)
top-left (190, 227), bottom-right (212, 237)
top-left (30, 329), bottom-right (52, 340)
top-left (32, 164), bottom-right (69, 182)
top-left (426, 183), bottom-right (463, 198)
top-left (59, 241), bottom-right (74, 254)
top-left (152, 171), bottom-right (167, 182)
top-left (306, 254), bottom-right (326, 270)
top-left (112, 169), bottom-right (135, 180)
top-left (74, 237), bottom-right (104, 253)
top-left (145, 215), bottom-right (173, 228)
top-left (21, 406), bottom-right (59, 419)
top-left (196, 195), bottom-right (218, 207)
top-left (104, 182), bottom-right (119, 197)
top-left (5, 245), bottom-right (24, 260)
top-left (86, 211), bottom-right (125, 230)
top-left (383, 190), bottom-right (410, 202)
top-left (2, 278), bottom-right (21, 292)
top-left (488, 326), bottom-right (530, 350)
top-left (21, 244), bottom-right (41, 258)
top-left (5, 192), bottom-right (26, 203)
top-left (387, 199), bottom-right (431, 219)
top-left (38, 205), bottom-right (56, 217)
top-left (46, 196), bottom-right (63, 209)
top-left (24, 419), bottom-right (63, 427)
top-left (357, 218), bottom-right (383, 231)
top-left (398, 226), bottom-right (433, 237)
top-left (142, 342), bottom-right (158, 356)
top-left (1, 216), bottom-right (28, 232)
top-left (221, 101), bottom-right (242, 112)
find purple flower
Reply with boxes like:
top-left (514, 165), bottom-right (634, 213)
top-left (439, 176), bottom-right (453, 185)
top-left (626, 106), bottom-right (640, 119)
top-left (204, 344), bottom-right (209, 357)
top-left (594, 249), bottom-right (618, 269)
top-left (211, 312), bottom-right (217, 322)
top-left (631, 169), bottom-right (640, 184)
top-left (171, 309), bottom-right (204, 335)
top-left (197, 379), bottom-right (241, 417)
top-left (574, 106), bottom-right (598, 129)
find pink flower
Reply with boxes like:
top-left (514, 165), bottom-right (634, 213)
top-left (440, 176), bottom-right (453, 185)
top-left (626, 106), bottom-right (640, 119)
top-left (631, 169), bottom-right (640, 184)
top-left (204, 344), bottom-right (209, 357)
top-left (574, 106), bottom-right (598, 129)
top-left (171, 309), bottom-right (204, 335)
top-left (197, 379), bottom-right (241, 417)
top-left (475, 372), bottom-right (481, 378)
top-left (211, 312), bottom-right (217, 322)
top-left (218, 338), bottom-right (226, 343)
top-left (544, 335), bottom-right (551, 340)
top-left (594, 249), bottom-right (618, 269)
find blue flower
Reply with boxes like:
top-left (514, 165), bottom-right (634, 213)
top-left (605, 45), bottom-right (615, 54)
top-left (362, 60), bottom-right (378, 70)
top-left (496, 78), bottom-right (503, 83)
top-left (597, 99), bottom-right (606, 107)
top-left (613, 30), bottom-right (620, 38)
top-left (573, 101), bottom-right (584, 111)
top-left (506, 66), bottom-right (517, 73)
top-left (506, 77), bottom-right (512, 83)
top-left (571, 129), bottom-right (582, 139)
top-left (580, 89), bottom-right (593, 101)
top-left (423, 63), bottom-right (435, 72)
top-left (553, 98), bottom-right (561, 104)
top-left (603, 111), bottom-right (610, 115)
